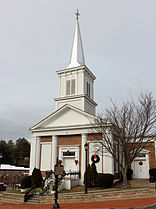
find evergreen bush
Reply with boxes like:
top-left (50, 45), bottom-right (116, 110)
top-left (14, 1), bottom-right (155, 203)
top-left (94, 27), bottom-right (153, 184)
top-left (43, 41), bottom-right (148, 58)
top-left (86, 164), bottom-right (91, 187)
top-left (84, 163), bottom-right (98, 187)
top-left (149, 168), bottom-right (156, 182)
top-left (96, 173), bottom-right (114, 188)
top-left (90, 162), bottom-right (98, 187)
top-left (127, 168), bottom-right (133, 180)
top-left (21, 176), bottom-right (32, 189)
top-left (31, 167), bottom-right (43, 187)
top-left (119, 169), bottom-right (133, 180)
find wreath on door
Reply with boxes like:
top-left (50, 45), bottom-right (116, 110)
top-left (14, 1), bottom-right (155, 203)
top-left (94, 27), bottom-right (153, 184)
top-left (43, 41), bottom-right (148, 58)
top-left (91, 154), bottom-right (100, 163)
top-left (139, 161), bottom-right (143, 166)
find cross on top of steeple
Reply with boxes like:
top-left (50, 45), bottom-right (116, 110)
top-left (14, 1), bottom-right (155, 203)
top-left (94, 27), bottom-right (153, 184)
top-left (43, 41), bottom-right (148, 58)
top-left (75, 9), bottom-right (80, 20)
top-left (67, 9), bottom-right (85, 69)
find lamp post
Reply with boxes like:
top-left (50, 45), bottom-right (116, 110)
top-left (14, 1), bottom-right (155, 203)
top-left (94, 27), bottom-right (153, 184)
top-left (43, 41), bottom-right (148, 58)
top-left (84, 143), bottom-right (88, 194)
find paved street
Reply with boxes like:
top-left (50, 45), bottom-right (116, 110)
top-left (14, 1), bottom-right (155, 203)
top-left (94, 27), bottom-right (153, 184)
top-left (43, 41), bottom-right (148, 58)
top-left (0, 197), bottom-right (156, 209)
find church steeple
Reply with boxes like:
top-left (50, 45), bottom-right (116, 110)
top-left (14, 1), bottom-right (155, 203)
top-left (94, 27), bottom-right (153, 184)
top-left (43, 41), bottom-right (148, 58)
top-left (55, 11), bottom-right (97, 115)
top-left (68, 10), bottom-right (85, 69)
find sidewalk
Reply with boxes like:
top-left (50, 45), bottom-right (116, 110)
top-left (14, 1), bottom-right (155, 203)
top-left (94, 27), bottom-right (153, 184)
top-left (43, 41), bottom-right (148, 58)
top-left (0, 197), bottom-right (156, 209)
top-left (61, 197), bottom-right (156, 208)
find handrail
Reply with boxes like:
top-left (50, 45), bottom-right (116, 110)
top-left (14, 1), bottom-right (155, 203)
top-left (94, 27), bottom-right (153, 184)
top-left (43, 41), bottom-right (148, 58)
top-left (24, 185), bottom-right (36, 202)
top-left (41, 171), bottom-right (80, 195)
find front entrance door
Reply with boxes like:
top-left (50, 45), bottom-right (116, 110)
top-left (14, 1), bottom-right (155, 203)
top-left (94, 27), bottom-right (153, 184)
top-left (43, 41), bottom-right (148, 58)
top-left (63, 157), bottom-right (77, 173)
top-left (131, 150), bottom-right (149, 179)
top-left (133, 159), bottom-right (148, 178)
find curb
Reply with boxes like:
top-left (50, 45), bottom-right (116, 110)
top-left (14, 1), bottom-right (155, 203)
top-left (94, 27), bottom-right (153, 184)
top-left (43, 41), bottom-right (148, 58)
top-left (101, 202), bottom-right (156, 209)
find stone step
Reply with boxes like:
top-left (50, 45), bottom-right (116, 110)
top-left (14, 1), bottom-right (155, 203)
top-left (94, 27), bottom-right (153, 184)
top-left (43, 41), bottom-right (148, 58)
top-left (24, 194), bottom-right (40, 204)
top-left (25, 200), bottom-right (40, 204)
top-left (25, 202), bottom-right (40, 204)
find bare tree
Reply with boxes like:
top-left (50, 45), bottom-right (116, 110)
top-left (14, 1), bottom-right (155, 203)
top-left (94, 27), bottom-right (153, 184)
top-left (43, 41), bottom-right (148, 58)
top-left (91, 93), bottom-right (156, 187)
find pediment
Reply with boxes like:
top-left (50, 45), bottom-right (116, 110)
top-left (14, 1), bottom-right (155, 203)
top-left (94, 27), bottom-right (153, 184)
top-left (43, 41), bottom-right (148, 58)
top-left (30, 104), bottom-right (96, 130)
top-left (140, 149), bottom-right (150, 154)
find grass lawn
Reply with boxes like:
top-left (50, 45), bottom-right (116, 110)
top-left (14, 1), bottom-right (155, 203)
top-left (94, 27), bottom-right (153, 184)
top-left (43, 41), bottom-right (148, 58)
top-left (60, 180), bottom-right (148, 194)
top-left (5, 189), bottom-right (23, 194)
top-left (60, 185), bottom-right (146, 194)
top-left (5, 187), bottom-right (42, 194)
top-left (4, 180), bottom-right (149, 195)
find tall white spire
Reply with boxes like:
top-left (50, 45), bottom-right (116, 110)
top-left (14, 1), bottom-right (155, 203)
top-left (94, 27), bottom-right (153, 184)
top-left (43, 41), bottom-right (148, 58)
top-left (67, 10), bottom-right (85, 69)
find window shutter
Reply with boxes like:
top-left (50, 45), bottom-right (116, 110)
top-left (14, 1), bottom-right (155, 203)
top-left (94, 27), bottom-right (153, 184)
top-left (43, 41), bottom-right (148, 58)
top-left (86, 82), bottom-right (90, 97)
top-left (66, 80), bottom-right (70, 95)
top-left (89, 83), bottom-right (90, 97)
top-left (71, 79), bottom-right (75, 94)
top-left (87, 82), bottom-right (88, 96)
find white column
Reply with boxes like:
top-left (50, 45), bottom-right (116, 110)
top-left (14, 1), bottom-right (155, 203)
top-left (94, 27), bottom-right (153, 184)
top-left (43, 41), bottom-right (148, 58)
top-left (146, 153), bottom-right (150, 178)
top-left (35, 136), bottom-right (40, 169)
top-left (82, 71), bottom-right (85, 94)
top-left (80, 133), bottom-right (87, 185)
top-left (29, 136), bottom-right (37, 175)
top-left (52, 135), bottom-right (58, 171)
top-left (29, 136), bottom-right (40, 175)
top-left (58, 75), bottom-right (61, 97)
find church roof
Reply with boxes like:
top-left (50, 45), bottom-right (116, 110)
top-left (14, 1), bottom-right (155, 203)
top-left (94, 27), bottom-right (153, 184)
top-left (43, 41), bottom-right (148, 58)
top-left (67, 10), bottom-right (85, 69)
top-left (30, 104), bottom-right (99, 131)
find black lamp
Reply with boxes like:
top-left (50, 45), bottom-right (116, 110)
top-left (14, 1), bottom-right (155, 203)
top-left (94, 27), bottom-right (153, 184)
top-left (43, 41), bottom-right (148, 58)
top-left (84, 143), bottom-right (88, 194)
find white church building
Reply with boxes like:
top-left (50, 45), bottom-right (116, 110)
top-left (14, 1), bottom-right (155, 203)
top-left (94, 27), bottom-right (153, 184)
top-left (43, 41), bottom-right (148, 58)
top-left (29, 13), bottom-right (115, 185)
top-left (29, 12), bottom-right (154, 186)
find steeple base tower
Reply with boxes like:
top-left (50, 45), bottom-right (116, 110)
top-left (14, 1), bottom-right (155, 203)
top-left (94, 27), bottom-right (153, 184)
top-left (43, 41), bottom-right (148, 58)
top-left (55, 65), bottom-right (97, 115)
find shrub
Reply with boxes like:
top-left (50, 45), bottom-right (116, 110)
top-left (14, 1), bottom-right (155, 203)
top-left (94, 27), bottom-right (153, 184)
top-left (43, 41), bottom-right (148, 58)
top-left (21, 176), bottom-right (32, 189)
top-left (31, 167), bottom-right (43, 187)
top-left (90, 162), bottom-right (98, 187)
top-left (85, 164), bottom-right (91, 187)
top-left (119, 169), bottom-right (133, 180)
top-left (84, 163), bottom-right (98, 187)
top-left (96, 173), bottom-right (114, 188)
top-left (149, 168), bottom-right (156, 182)
top-left (84, 164), bottom-right (91, 187)
top-left (127, 168), bottom-right (133, 180)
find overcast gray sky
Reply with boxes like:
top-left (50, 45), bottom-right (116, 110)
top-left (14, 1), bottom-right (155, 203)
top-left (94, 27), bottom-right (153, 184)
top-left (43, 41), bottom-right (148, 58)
top-left (0, 0), bottom-right (156, 141)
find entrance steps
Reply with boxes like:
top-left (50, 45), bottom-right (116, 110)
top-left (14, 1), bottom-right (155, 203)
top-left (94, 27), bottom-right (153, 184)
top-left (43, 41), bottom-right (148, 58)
top-left (24, 194), bottom-right (40, 204)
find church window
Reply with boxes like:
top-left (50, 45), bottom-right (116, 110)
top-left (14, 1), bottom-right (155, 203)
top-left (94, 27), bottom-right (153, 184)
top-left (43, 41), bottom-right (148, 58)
top-left (71, 79), bottom-right (75, 94)
top-left (86, 82), bottom-right (90, 97)
top-left (136, 153), bottom-right (146, 158)
top-left (87, 82), bottom-right (88, 96)
top-left (66, 79), bottom-right (75, 95)
top-left (66, 80), bottom-right (70, 95)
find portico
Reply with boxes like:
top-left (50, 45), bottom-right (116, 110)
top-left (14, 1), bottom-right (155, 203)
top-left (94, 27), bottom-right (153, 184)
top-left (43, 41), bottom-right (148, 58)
top-left (29, 119), bottom-right (92, 185)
